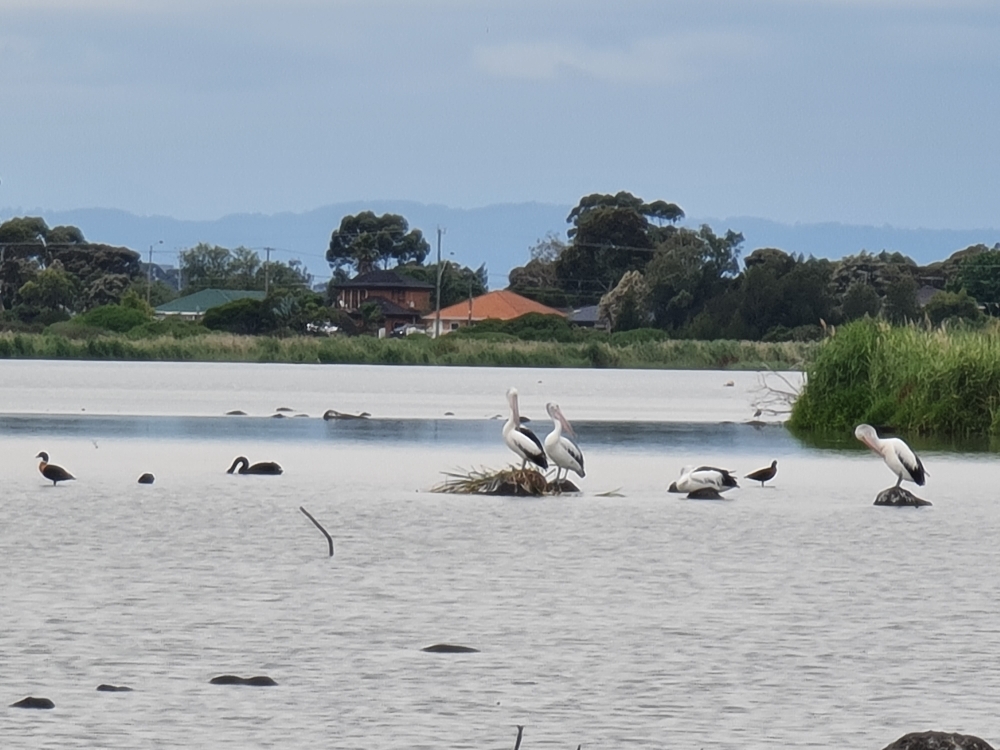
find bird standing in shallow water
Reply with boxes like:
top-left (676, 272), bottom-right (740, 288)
top-left (745, 460), bottom-right (778, 487)
top-left (544, 402), bottom-right (585, 484)
top-left (854, 424), bottom-right (925, 487)
top-left (502, 388), bottom-right (547, 470)
top-left (36, 452), bottom-right (75, 486)
top-left (227, 457), bottom-right (283, 475)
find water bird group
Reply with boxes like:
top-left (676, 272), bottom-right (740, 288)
top-left (36, 452), bottom-right (74, 486)
top-left (503, 387), bottom-right (591, 488)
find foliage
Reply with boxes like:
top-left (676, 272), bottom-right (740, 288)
top-left (395, 261), bottom-right (488, 308)
top-left (881, 275), bottom-right (920, 324)
top-left (326, 211), bottom-right (430, 276)
top-left (180, 243), bottom-right (311, 293)
top-left (598, 270), bottom-right (651, 332)
top-left (554, 191), bottom-right (685, 304)
top-left (528, 231), bottom-right (568, 263)
top-left (841, 281), bottom-right (881, 321)
top-left (202, 298), bottom-right (275, 335)
top-left (507, 258), bottom-right (568, 308)
top-left (17, 262), bottom-right (79, 313)
top-left (452, 312), bottom-right (581, 343)
top-left (923, 289), bottom-right (984, 326)
top-left (76, 303), bottom-right (151, 333)
top-left (790, 318), bottom-right (1000, 437)
top-left (959, 249), bottom-right (1000, 315)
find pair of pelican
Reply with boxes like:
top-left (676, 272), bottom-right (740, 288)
top-left (502, 387), bottom-right (585, 483)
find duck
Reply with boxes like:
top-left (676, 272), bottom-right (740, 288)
top-left (227, 456), bottom-right (283, 475)
top-left (36, 452), bottom-right (75, 486)
top-left (745, 460), bottom-right (778, 487)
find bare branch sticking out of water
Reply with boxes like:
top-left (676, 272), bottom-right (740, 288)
top-left (594, 488), bottom-right (624, 497)
top-left (750, 368), bottom-right (802, 417)
top-left (299, 506), bottom-right (334, 557)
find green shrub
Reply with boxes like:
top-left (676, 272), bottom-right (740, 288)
top-left (77, 304), bottom-right (150, 333)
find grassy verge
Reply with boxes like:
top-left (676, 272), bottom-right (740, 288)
top-left (789, 318), bottom-right (1000, 437)
top-left (0, 331), bottom-right (815, 370)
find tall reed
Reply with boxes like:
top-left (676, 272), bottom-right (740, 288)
top-left (790, 318), bottom-right (1000, 437)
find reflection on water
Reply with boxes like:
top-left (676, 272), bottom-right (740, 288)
top-left (1, 362), bottom-right (999, 749)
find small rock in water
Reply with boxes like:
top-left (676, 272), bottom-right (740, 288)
top-left (210, 674), bottom-right (278, 686)
top-left (271, 413), bottom-right (286, 419)
top-left (421, 644), bottom-right (480, 653)
top-left (881, 731), bottom-right (995, 750)
top-left (96, 684), bottom-right (133, 692)
top-left (874, 487), bottom-right (932, 507)
top-left (137, 473), bottom-right (155, 484)
top-left (11, 696), bottom-right (55, 709)
top-left (275, 407), bottom-right (295, 412)
top-left (225, 410), bottom-right (247, 416)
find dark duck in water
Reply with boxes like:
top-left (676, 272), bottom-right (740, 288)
top-left (36, 452), bottom-right (75, 486)
top-left (227, 456), bottom-right (283, 475)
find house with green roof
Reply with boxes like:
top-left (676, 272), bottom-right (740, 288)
top-left (154, 289), bottom-right (266, 320)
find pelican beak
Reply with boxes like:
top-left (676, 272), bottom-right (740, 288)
top-left (558, 411), bottom-right (576, 439)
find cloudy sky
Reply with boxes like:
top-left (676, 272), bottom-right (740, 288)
top-left (2, 0), bottom-right (998, 229)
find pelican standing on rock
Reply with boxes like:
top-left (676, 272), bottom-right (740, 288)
top-left (36, 452), bottom-right (75, 486)
top-left (502, 388), bottom-right (547, 470)
top-left (227, 457), bottom-right (283, 475)
top-left (668, 465), bottom-right (738, 498)
top-left (854, 424), bottom-right (925, 487)
top-left (544, 402), bottom-right (585, 483)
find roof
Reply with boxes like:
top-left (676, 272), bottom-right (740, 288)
top-left (423, 289), bottom-right (566, 322)
top-left (362, 296), bottom-right (425, 320)
top-left (569, 305), bottom-right (606, 324)
top-left (334, 269), bottom-right (434, 290)
top-left (155, 289), bottom-right (266, 314)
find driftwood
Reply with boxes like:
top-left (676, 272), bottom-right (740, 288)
top-left (749, 368), bottom-right (802, 418)
top-left (432, 467), bottom-right (579, 497)
top-left (323, 409), bottom-right (371, 420)
top-left (299, 506), bottom-right (334, 556)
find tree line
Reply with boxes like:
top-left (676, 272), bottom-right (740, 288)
top-left (507, 191), bottom-right (995, 340)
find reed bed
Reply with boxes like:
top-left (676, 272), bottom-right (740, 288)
top-left (0, 330), bottom-right (815, 370)
top-left (789, 318), bottom-right (1000, 437)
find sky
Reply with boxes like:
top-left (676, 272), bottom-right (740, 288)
top-left (2, 0), bottom-right (999, 231)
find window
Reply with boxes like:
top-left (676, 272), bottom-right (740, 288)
top-left (450, 322), bottom-right (460, 330)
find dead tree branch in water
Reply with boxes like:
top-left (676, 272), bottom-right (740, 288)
top-left (299, 506), bottom-right (334, 557)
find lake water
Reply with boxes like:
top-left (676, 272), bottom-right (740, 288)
top-left (1, 361), bottom-right (998, 750)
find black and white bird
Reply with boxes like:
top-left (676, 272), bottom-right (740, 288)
top-left (668, 465), bottom-right (738, 498)
top-left (544, 402), bottom-right (585, 483)
top-left (502, 387), bottom-right (547, 470)
top-left (745, 459), bottom-right (778, 487)
top-left (854, 424), bottom-right (925, 487)
top-left (36, 452), bottom-right (75, 486)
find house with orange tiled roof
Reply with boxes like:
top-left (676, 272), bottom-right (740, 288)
top-left (423, 289), bottom-right (565, 336)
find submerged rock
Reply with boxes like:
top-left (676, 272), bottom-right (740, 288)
top-left (421, 644), bottom-right (480, 653)
top-left (96, 684), bottom-right (133, 692)
top-left (881, 731), bottom-right (995, 750)
top-left (137, 473), bottom-right (155, 484)
top-left (875, 487), bottom-right (932, 507)
top-left (209, 675), bottom-right (277, 686)
top-left (11, 696), bottom-right (54, 709)
top-left (225, 410), bottom-right (247, 416)
top-left (546, 478), bottom-right (581, 494)
top-left (323, 409), bottom-right (371, 420)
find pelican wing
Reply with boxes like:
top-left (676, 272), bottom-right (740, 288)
top-left (900, 449), bottom-right (926, 486)
top-left (514, 426), bottom-right (548, 468)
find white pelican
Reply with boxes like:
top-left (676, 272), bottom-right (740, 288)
top-left (544, 402), bottom-right (585, 483)
top-left (854, 424), bottom-right (926, 486)
top-left (503, 387), bottom-right (548, 470)
top-left (745, 459), bottom-right (778, 487)
top-left (668, 465), bottom-right (738, 497)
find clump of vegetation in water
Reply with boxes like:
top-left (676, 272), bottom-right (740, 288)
top-left (432, 467), bottom-right (578, 496)
top-left (789, 318), bottom-right (1000, 437)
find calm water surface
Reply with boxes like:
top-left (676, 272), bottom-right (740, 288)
top-left (1, 361), bottom-right (998, 749)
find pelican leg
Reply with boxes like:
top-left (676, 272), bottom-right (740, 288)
top-left (895, 474), bottom-right (903, 488)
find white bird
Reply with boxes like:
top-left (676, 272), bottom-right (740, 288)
top-left (854, 424), bottom-right (926, 487)
top-left (668, 465), bottom-right (739, 497)
top-left (503, 387), bottom-right (548, 470)
top-left (544, 402), bottom-right (585, 483)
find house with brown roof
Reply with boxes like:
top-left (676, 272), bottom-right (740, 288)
top-left (423, 289), bottom-right (565, 336)
top-left (331, 269), bottom-right (434, 335)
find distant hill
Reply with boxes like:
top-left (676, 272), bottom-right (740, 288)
top-left (3, 202), bottom-right (998, 288)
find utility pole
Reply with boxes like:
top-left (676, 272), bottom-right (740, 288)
top-left (147, 240), bottom-right (162, 305)
top-left (264, 246), bottom-right (272, 296)
top-left (177, 250), bottom-right (184, 292)
top-left (434, 227), bottom-right (445, 338)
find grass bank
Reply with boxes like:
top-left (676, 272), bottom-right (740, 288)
top-left (0, 331), bottom-right (815, 370)
top-left (789, 318), bottom-right (1000, 437)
